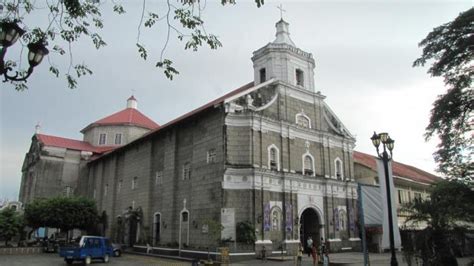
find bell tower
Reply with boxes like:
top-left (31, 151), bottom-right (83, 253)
top-left (251, 19), bottom-right (315, 91)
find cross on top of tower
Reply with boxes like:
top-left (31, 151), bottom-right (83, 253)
top-left (277, 4), bottom-right (286, 20)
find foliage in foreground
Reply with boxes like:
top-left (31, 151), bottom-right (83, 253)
top-left (403, 180), bottom-right (474, 265)
top-left (0, 207), bottom-right (24, 246)
top-left (413, 7), bottom-right (473, 183)
top-left (2, 0), bottom-right (264, 90)
top-left (24, 196), bottom-right (99, 232)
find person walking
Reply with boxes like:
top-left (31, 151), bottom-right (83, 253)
top-left (296, 243), bottom-right (303, 266)
top-left (319, 237), bottom-right (326, 263)
top-left (306, 236), bottom-right (313, 257)
top-left (311, 243), bottom-right (318, 266)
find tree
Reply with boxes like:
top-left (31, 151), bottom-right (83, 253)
top-left (403, 180), bottom-right (474, 265)
top-left (24, 197), bottom-right (99, 233)
top-left (0, 207), bottom-right (23, 246)
top-left (413, 7), bottom-right (473, 183)
top-left (1, 0), bottom-right (264, 90)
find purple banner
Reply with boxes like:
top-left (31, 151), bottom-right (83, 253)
top-left (349, 204), bottom-right (355, 232)
top-left (263, 203), bottom-right (271, 231)
top-left (285, 203), bottom-right (293, 232)
top-left (334, 208), bottom-right (339, 231)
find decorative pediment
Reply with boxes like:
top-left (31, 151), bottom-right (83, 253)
top-left (322, 103), bottom-right (354, 139)
top-left (226, 84), bottom-right (278, 113)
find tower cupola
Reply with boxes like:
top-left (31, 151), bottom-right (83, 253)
top-left (127, 95), bottom-right (138, 109)
top-left (251, 19), bottom-right (315, 91)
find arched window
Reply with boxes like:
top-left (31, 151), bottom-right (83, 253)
top-left (302, 153), bottom-right (315, 176)
top-left (132, 176), bottom-right (138, 189)
top-left (296, 113), bottom-right (311, 128)
top-left (267, 144), bottom-right (280, 171)
top-left (334, 158), bottom-right (343, 180)
top-left (271, 208), bottom-right (281, 231)
top-left (259, 68), bottom-right (266, 83)
top-left (154, 212), bottom-right (161, 245)
top-left (296, 69), bottom-right (304, 86)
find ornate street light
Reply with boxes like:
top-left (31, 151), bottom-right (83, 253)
top-left (0, 21), bottom-right (49, 82)
top-left (371, 131), bottom-right (398, 266)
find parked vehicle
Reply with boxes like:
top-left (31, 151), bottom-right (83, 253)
top-left (59, 236), bottom-right (113, 265)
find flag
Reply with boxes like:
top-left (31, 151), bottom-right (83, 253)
top-left (376, 158), bottom-right (401, 249)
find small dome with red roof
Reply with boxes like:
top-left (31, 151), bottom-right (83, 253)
top-left (81, 96), bottom-right (159, 147)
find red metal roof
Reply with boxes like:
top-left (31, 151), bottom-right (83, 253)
top-left (36, 134), bottom-right (115, 154)
top-left (353, 151), bottom-right (441, 184)
top-left (81, 108), bottom-right (159, 132)
top-left (91, 81), bottom-right (255, 162)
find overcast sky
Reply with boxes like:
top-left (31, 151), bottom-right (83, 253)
top-left (1, 0), bottom-right (471, 201)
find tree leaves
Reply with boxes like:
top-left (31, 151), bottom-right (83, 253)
top-left (414, 7), bottom-right (474, 182)
top-left (24, 197), bottom-right (99, 231)
top-left (4, 0), bottom-right (265, 89)
top-left (0, 208), bottom-right (23, 245)
top-left (156, 59), bottom-right (179, 80)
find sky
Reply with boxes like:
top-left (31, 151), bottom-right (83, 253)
top-left (0, 0), bottom-right (471, 200)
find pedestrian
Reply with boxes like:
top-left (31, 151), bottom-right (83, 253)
top-left (319, 237), bottom-right (326, 262)
top-left (261, 245), bottom-right (267, 263)
top-left (296, 243), bottom-right (303, 266)
top-left (322, 248), bottom-right (330, 266)
top-left (311, 243), bottom-right (318, 266)
top-left (306, 236), bottom-right (313, 257)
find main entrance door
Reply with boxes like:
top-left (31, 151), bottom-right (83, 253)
top-left (300, 208), bottom-right (320, 247)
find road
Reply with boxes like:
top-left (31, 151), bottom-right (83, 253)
top-left (0, 253), bottom-right (191, 266)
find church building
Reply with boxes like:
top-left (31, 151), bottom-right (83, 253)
top-left (20, 19), bottom-right (362, 254)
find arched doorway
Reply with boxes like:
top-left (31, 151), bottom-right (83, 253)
top-left (300, 208), bottom-right (321, 248)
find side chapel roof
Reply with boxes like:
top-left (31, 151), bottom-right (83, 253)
top-left (353, 151), bottom-right (442, 184)
top-left (81, 108), bottom-right (159, 133)
top-left (35, 134), bottom-right (115, 154)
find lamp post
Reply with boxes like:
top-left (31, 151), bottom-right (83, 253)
top-left (1, 21), bottom-right (49, 82)
top-left (370, 131), bottom-right (398, 266)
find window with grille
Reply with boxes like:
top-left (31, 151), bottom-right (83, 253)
top-left (99, 133), bottom-right (107, 145)
top-left (207, 149), bottom-right (216, 163)
top-left (183, 163), bottom-right (191, 180)
top-left (155, 171), bottom-right (163, 185)
top-left (115, 133), bottom-right (122, 145)
top-left (132, 176), bottom-right (138, 190)
top-left (64, 186), bottom-right (72, 197)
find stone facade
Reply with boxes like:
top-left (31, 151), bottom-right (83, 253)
top-left (20, 19), bottom-right (364, 254)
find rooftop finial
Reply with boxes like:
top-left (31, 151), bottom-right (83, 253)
top-left (127, 95), bottom-right (138, 109)
top-left (35, 122), bottom-right (41, 134)
top-left (273, 17), bottom-right (295, 46)
top-left (277, 4), bottom-right (286, 20)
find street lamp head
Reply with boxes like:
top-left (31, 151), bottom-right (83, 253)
top-left (27, 40), bottom-right (49, 68)
top-left (386, 137), bottom-right (395, 152)
top-left (0, 21), bottom-right (25, 48)
top-left (379, 132), bottom-right (389, 143)
top-left (371, 131), bottom-right (381, 148)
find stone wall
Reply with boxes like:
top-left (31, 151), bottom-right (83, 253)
top-left (82, 107), bottom-right (226, 248)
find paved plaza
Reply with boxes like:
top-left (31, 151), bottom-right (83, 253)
top-left (0, 252), bottom-right (472, 266)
